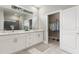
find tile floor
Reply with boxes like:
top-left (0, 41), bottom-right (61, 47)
top-left (16, 39), bottom-right (68, 54)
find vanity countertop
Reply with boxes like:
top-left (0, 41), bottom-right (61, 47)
top-left (0, 29), bottom-right (44, 36)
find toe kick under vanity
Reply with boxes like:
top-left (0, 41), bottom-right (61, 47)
top-left (0, 30), bottom-right (44, 54)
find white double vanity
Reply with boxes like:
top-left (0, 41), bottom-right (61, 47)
top-left (0, 30), bottom-right (43, 54)
top-left (0, 5), bottom-right (44, 54)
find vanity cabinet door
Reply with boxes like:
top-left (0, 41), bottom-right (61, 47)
top-left (33, 32), bottom-right (43, 44)
top-left (26, 33), bottom-right (35, 47)
top-left (25, 32), bottom-right (43, 48)
top-left (24, 34), bottom-right (30, 48)
top-left (0, 34), bottom-right (26, 54)
top-left (76, 36), bottom-right (79, 52)
top-left (0, 35), bottom-right (16, 54)
top-left (38, 32), bottom-right (43, 42)
top-left (12, 34), bottom-right (26, 52)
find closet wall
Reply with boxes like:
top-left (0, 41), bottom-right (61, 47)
top-left (48, 13), bottom-right (59, 40)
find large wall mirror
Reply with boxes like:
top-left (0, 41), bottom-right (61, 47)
top-left (3, 6), bottom-right (33, 31)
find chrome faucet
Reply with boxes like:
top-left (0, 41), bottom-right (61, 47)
top-left (10, 25), bottom-right (14, 32)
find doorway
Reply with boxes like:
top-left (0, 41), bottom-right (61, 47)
top-left (47, 12), bottom-right (60, 47)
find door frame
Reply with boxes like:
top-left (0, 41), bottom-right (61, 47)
top-left (45, 10), bottom-right (63, 46)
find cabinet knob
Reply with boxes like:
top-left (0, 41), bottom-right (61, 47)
top-left (38, 34), bottom-right (40, 37)
top-left (13, 38), bottom-right (18, 43)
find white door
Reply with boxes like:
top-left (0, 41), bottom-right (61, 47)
top-left (36, 32), bottom-right (43, 43)
top-left (76, 6), bottom-right (79, 32)
top-left (61, 7), bottom-right (76, 53)
top-left (33, 32), bottom-right (43, 44)
top-left (76, 6), bottom-right (79, 52)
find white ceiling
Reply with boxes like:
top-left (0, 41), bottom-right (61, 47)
top-left (3, 5), bottom-right (77, 16)
top-left (41, 5), bottom-right (76, 10)
top-left (40, 5), bottom-right (76, 14)
top-left (21, 5), bottom-right (76, 9)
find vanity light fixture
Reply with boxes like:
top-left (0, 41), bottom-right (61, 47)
top-left (11, 5), bottom-right (33, 14)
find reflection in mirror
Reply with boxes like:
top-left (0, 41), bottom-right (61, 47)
top-left (29, 19), bottom-right (32, 29)
top-left (3, 6), bottom-right (33, 31)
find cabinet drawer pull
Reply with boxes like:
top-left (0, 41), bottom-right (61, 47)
top-left (77, 33), bottom-right (79, 34)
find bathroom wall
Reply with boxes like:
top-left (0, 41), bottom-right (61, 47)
top-left (0, 8), bottom-right (4, 30)
top-left (39, 5), bottom-right (75, 43)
